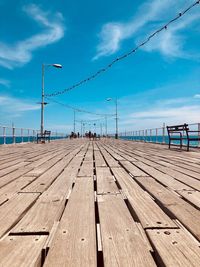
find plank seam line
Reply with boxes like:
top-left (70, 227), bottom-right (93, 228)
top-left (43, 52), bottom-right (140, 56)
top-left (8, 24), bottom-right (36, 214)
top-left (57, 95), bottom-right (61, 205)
top-left (9, 232), bottom-right (49, 236)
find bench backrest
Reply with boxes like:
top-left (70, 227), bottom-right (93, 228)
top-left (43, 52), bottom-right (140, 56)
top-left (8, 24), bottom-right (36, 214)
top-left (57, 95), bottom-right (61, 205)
top-left (167, 123), bottom-right (189, 136)
top-left (44, 130), bottom-right (51, 136)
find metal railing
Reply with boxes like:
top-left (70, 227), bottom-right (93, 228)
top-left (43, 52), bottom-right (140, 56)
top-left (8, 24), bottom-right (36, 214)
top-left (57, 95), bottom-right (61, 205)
top-left (119, 123), bottom-right (200, 147)
top-left (0, 125), bottom-right (68, 145)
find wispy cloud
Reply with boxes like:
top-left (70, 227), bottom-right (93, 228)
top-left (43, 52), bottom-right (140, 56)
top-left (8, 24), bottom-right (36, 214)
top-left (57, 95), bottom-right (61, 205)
top-left (118, 95), bottom-right (200, 130)
top-left (0, 4), bottom-right (65, 69)
top-left (0, 95), bottom-right (40, 114)
top-left (94, 0), bottom-right (200, 60)
top-left (194, 94), bottom-right (200, 99)
top-left (0, 79), bottom-right (10, 88)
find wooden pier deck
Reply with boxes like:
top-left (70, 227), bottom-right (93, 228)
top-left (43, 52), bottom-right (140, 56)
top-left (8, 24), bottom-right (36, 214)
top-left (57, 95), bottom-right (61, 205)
top-left (0, 138), bottom-right (200, 266)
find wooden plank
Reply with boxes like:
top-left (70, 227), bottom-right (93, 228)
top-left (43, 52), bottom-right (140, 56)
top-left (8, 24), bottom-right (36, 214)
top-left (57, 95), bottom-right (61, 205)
top-left (43, 178), bottom-right (97, 267)
top-left (102, 145), bottom-right (125, 161)
top-left (133, 161), bottom-right (192, 191)
top-left (94, 150), bottom-right (107, 167)
top-left (26, 154), bottom-right (66, 177)
top-left (98, 146), bottom-right (120, 167)
top-left (0, 235), bottom-right (47, 267)
top-left (119, 160), bottom-right (147, 177)
top-left (11, 198), bottom-right (65, 234)
top-left (96, 167), bottom-right (119, 194)
top-left (22, 153), bottom-right (77, 193)
top-left (177, 190), bottom-right (200, 209)
top-left (84, 149), bottom-right (93, 161)
top-left (0, 193), bottom-right (39, 238)
top-left (112, 167), bottom-right (176, 228)
top-left (136, 176), bottom-right (200, 241)
top-left (78, 161), bottom-right (93, 177)
top-left (0, 166), bottom-right (33, 189)
top-left (147, 229), bottom-right (200, 267)
top-left (11, 162), bottom-right (81, 234)
top-left (0, 161), bottom-right (29, 178)
top-left (0, 175), bottom-right (37, 204)
top-left (97, 194), bottom-right (156, 267)
top-left (154, 165), bottom-right (200, 191)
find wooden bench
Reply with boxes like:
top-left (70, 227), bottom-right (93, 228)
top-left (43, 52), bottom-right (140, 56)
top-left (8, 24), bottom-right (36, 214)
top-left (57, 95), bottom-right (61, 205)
top-left (37, 130), bottom-right (51, 143)
top-left (167, 123), bottom-right (200, 151)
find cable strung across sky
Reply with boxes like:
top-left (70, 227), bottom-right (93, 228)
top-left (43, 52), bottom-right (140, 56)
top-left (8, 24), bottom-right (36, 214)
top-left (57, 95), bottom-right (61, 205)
top-left (45, 97), bottom-right (115, 117)
top-left (45, 0), bottom-right (200, 98)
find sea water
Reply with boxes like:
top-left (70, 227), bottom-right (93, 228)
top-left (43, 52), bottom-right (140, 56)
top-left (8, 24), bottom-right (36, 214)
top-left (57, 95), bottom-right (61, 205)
top-left (0, 136), bottom-right (67, 145)
top-left (119, 135), bottom-right (199, 147)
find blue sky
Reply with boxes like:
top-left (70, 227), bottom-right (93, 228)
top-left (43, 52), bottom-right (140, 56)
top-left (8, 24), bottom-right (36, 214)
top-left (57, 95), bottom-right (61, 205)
top-left (0, 0), bottom-right (200, 134)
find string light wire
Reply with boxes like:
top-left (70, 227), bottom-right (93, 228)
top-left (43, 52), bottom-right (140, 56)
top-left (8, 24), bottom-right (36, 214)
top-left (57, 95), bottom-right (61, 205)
top-left (45, 97), bottom-right (115, 117)
top-left (45, 1), bottom-right (200, 97)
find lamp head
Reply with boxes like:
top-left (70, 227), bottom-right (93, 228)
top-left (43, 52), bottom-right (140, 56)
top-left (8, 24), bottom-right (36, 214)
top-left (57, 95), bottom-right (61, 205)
top-left (52, 64), bottom-right (62, 68)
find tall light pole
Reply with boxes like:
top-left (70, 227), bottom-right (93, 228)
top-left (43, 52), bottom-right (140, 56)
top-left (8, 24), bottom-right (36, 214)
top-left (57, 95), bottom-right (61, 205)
top-left (105, 115), bottom-right (107, 137)
top-left (106, 98), bottom-right (118, 139)
top-left (41, 63), bottom-right (62, 135)
top-left (73, 110), bottom-right (76, 133)
top-left (100, 123), bottom-right (103, 136)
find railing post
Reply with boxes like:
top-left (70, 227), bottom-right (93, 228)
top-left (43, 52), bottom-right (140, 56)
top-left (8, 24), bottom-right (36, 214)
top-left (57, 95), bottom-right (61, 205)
top-left (3, 127), bottom-right (6, 144)
top-left (198, 123), bottom-right (200, 147)
top-left (150, 129), bottom-right (152, 142)
top-left (32, 130), bottom-right (35, 142)
top-left (162, 123), bottom-right (166, 144)
top-left (28, 129), bottom-right (30, 142)
top-left (143, 130), bottom-right (145, 142)
top-left (21, 128), bottom-right (24, 143)
top-left (156, 128), bottom-right (158, 143)
top-left (13, 127), bottom-right (15, 144)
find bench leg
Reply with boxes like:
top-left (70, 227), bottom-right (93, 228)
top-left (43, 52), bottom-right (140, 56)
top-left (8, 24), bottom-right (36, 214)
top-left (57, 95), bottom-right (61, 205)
top-left (168, 141), bottom-right (171, 149)
top-left (187, 140), bottom-right (189, 151)
top-left (180, 139), bottom-right (183, 149)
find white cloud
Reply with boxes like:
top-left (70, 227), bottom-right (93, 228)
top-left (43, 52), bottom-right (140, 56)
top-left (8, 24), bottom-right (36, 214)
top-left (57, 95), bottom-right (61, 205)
top-left (0, 4), bottom-right (65, 69)
top-left (143, 11), bottom-right (200, 59)
top-left (119, 105), bottom-right (200, 131)
top-left (0, 95), bottom-right (40, 114)
top-left (0, 79), bottom-right (10, 87)
top-left (194, 94), bottom-right (200, 99)
top-left (94, 0), bottom-right (200, 60)
top-left (45, 123), bottom-right (72, 132)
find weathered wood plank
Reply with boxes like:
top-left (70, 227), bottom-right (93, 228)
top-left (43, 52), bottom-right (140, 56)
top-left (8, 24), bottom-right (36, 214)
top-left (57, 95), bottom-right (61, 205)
top-left (112, 167), bottom-right (176, 229)
top-left (136, 176), bottom-right (200, 241)
top-left (22, 152), bottom-right (78, 193)
top-left (11, 161), bottom-right (82, 234)
top-left (43, 178), bottom-right (97, 267)
top-left (96, 167), bottom-right (119, 194)
top-left (98, 194), bottom-right (156, 267)
top-left (0, 235), bottom-right (47, 267)
top-left (94, 150), bottom-right (107, 167)
top-left (133, 161), bottom-right (192, 191)
top-left (0, 193), bottom-right (39, 238)
top-left (177, 190), bottom-right (200, 209)
top-left (147, 229), bottom-right (200, 267)
top-left (119, 160), bottom-right (147, 177)
top-left (78, 161), bottom-right (93, 177)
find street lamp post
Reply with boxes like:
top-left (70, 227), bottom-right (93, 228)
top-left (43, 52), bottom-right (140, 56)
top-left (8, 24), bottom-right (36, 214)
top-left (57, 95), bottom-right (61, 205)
top-left (100, 123), bottom-right (103, 136)
top-left (73, 110), bottom-right (76, 133)
top-left (106, 98), bottom-right (118, 139)
top-left (105, 115), bottom-right (107, 137)
top-left (41, 63), bottom-right (62, 136)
